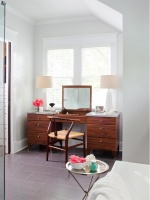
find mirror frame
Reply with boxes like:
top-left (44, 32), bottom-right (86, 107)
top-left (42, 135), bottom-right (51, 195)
top-left (62, 85), bottom-right (92, 114)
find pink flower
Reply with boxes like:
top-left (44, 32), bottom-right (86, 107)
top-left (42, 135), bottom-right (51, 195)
top-left (32, 99), bottom-right (44, 107)
top-left (69, 155), bottom-right (86, 163)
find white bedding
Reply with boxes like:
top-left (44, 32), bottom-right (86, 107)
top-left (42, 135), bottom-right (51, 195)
top-left (111, 161), bottom-right (150, 200)
top-left (87, 172), bottom-right (132, 200)
top-left (88, 161), bottom-right (150, 200)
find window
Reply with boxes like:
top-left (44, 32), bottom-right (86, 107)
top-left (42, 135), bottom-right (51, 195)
top-left (81, 47), bottom-right (111, 107)
top-left (44, 34), bottom-right (117, 109)
top-left (47, 49), bottom-right (73, 107)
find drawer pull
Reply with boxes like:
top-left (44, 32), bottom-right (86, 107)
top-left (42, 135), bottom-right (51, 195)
top-left (37, 124), bottom-right (40, 126)
top-left (99, 140), bottom-right (102, 143)
top-left (100, 128), bottom-right (102, 130)
top-left (38, 135), bottom-right (40, 138)
top-left (38, 117), bottom-right (40, 119)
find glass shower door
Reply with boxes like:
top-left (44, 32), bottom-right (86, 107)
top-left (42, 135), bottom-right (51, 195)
top-left (0, 1), bottom-right (5, 200)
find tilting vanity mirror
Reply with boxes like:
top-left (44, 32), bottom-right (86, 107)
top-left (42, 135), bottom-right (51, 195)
top-left (60, 85), bottom-right (92, 115)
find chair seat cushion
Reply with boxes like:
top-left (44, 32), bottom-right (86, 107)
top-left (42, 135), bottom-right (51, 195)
top-left (48, 130), bottom-right (84, 140)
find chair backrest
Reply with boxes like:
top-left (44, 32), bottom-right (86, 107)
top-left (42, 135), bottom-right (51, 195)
top-left (47, 116), bottom-right (80, 139)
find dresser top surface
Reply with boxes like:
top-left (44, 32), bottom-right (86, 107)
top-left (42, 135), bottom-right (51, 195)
top-left (86, 112), bottom-right (119, 118)
top-left (28, 111), bottom-right (54, 115)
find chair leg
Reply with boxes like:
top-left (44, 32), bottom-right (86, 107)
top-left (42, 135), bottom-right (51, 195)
top-left (46, 141), bottom-right (49, 161)
top-left (83, 133), bottom-right (86, 157)
top-left (65, 140), bottom-right (68, 163)
top-left (46, 145), bottom-right (49, 161)
top-left (59, 140), bottom-right (63, 147)
top-left (46, 136), bottom-right (49, 161)
top-left (46, 137), bottom-right (51, 161)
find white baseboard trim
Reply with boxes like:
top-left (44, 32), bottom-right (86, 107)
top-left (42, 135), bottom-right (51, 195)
top-left (0, 138), bottom-right (4, 145)
top-left (11, 138), bottom-right (28, 154)
top-left (119, 141), bottom-right (122, 152)
top-left (0, 139), bottom-right (8, 154)
top-left (5, 138), bottom-right (123, 154)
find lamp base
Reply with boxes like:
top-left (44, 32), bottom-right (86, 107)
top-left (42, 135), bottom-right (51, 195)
top-left (105, 89), bottom-right (113, 112)
top-left (43, 88), bottom-right (48, 110)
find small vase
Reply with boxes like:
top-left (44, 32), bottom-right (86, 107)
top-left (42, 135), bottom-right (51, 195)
top-left (35, 107), bottom-right (39, 112)
top-left (39, 106), bottom-right (43, 112)
top-left (49, 103), bottom-right (55, 113)
top-left (89, 160), bottom-right (98, 172)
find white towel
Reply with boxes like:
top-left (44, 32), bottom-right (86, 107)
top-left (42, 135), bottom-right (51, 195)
top-left (88, 172), bottom-right (132, 200)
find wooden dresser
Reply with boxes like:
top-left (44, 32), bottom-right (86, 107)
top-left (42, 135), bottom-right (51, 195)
top-left (27, 112), bottom-right (53, 150)
top-left (86, 112), bottom-right (120, 158)
top-left (27, 111), bottom-right (120, 157)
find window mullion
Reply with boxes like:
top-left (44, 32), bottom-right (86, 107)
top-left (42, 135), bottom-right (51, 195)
top-left (73, 46), bottom-right (81, 85)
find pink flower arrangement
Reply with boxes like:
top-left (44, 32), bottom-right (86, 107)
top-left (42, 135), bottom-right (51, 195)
top-left (32, 99), bottom-right (44, 107)
top-left (69, 155), bottom-right (86, 163)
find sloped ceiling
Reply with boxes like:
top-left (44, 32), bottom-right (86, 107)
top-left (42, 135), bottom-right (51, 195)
top-left (5, 0), bottom-right (123, 31)
top-left (83, 0), bottom-right (123, 31)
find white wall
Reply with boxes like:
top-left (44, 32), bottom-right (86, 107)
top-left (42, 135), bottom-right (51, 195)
top-left (149, 0), bottom-right (150, 163)
top-left (100, 0), bottom-right (149, 164)
top-left (5, 11), bottom-right (34, 153)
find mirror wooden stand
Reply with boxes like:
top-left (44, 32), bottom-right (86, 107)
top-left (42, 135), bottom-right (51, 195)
top-left (55, 85), bottom-right (92, 123)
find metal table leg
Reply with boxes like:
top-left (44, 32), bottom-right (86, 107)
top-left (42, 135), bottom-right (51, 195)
top-left (69, 171), bottom-right (100, 200)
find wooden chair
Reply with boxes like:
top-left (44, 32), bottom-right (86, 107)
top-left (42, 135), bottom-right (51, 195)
top-left (46, 116), bottom-right (86, 163)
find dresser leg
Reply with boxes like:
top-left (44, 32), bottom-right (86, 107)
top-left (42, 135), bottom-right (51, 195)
top-left (28, 144), bottom-right (31, 151)
top-left (112, 151), bottom-right (117, 159)
top-left (87, 149), bottom-right (93, 155)
top-left (117, 145), bottom-right (119, 152)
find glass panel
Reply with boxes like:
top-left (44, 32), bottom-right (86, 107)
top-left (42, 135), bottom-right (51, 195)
top-left (47, 49), bottom-right (74, 107)
top-left (0, 1), bottom-right (5, 200)
top-left (62, 85), bottom-right (92, 111)
top-left (81, 47), bottom-right (111, 108)
top-left (64, 88), bottom-right (91, 109)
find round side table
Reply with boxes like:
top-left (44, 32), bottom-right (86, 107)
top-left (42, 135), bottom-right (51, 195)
top-left (66, 160), bottom-right (109, 200)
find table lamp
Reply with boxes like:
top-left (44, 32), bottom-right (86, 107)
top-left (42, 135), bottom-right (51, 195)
top-left (100, 75), bottom-right (118, 112)
top-left (36, 76), bottom-right (53, 110)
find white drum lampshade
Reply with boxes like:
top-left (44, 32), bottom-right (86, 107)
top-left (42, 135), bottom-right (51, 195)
top-left (36, 76), bottom-right (53, 88)
top-left (100, 75), bottom-right (118, 112)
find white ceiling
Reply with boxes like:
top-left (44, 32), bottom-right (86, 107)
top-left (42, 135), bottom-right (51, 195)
top-left (5, 0), bottom-right (123, 31)
top-left (5, 0), bottom-right (94, 22)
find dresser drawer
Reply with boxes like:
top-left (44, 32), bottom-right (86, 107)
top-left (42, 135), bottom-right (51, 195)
top-left (87, 137), bottom-right (116, 151)
top-left (54, 114), bottom-right (87, 124)
top-left (27, 121), bottom-right (49, 131)
top-left (27, 113), bottom-right (63, 149)
top-left (87, 117), bottom-right (116, 125)
top-left (28, 132), bottom-right (47, 145)
top-left (87, 124), bottom-right (116, 138)
top-left (27, 113), bottom-right (50, 121)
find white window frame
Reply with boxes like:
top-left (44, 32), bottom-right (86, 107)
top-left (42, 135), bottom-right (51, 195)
top-left (42, 33), bottom-right (118, 109)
